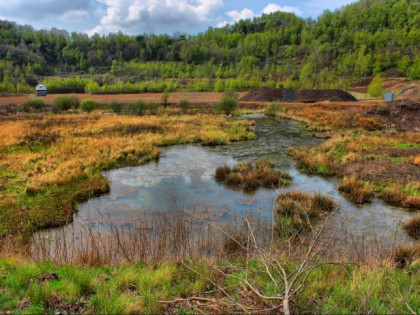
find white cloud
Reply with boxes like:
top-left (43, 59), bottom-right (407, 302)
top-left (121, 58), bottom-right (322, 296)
top-left (88, 0), bottom-right (224, 35)
top-left (262, 3), bottom-right (302, 15)
top-left (0, 0), bottom-right (91, 20)
top-left (226, 8), bottom-right (254, 22)
top-left (60, 10), bottom-right (90, 22)
top-left (219, 3), bottom-right (302, 28)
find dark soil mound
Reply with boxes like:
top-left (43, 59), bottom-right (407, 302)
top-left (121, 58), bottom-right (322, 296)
top-left (240, 88), bottom-right (357, 103)
top-left (297, 89), bottom-right (357, 102)
top-left (239, 88), bottom-right (285, 102)
top-left (365, 100), bottom-right (420, 132)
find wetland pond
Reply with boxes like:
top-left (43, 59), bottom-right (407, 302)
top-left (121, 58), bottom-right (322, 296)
top-left (32, 115), bottom-right (415, 263)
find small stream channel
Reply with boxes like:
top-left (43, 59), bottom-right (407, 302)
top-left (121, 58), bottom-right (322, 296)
top-left (32, 115), bottom-right (415, 261)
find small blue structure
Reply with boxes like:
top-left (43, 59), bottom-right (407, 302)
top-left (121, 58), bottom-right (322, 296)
top-left (384, 93), bottom-right (394, 102)
top-left (36, 84), bottom-right (47, 96)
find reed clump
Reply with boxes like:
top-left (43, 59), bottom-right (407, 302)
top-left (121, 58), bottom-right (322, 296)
top-left (215, 159), bottom-right (291, 192)
top-left (338, 176), bottom-right (375, 204)
top-left (276, 190), bottom-right (338, 235)
top-left (402, 215), bottom-right (420, 239)
top-left (392, 244), bottom-right (420, 268)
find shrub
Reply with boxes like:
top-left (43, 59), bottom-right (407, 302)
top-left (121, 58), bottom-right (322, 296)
top-left (265, 102), bottom-right (287, 116)
top-left (338, 176), bottom-right (375, 204)
top-left (80, 99), bottom-right (99, 112)
top-left (109, 100), bottom-right (123, 112)
top-left (124, 100), bottom-right (147, 116)
top-left (368, 76), bottom-right (384, 98)
top-left (179, 99), bottom-right (190, 114)
top-left (25, 97), bottom-right (45, 110)
top-left (161, 90), bottom-right (169, 107)
top-left (402, 215), bottom-right (420, 239)
top-left (54, 95), bottom-right (80, 111)
top-left (147, 101), bottom-right (159, 115)
top-left (214, 90), bottom-right (237, 115)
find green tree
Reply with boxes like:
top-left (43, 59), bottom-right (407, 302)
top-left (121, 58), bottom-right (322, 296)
top-left (214, 90), bottom-right (237, 115)
top-left (367, 76), bottom-right (384, 98)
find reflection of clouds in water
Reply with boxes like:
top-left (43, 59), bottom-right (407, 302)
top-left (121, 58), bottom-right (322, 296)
top-left (32, 118), bottom-right (416, 261)
top-left (113, 146), bottom-right (235, 188)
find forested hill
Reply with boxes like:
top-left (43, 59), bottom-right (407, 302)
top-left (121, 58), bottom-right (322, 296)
top-left (0, 0), bottom-right (419, 93)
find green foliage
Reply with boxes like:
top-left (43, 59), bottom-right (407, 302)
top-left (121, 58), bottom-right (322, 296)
top-left (0, 0), bottom-right (418, 92)
top-left (214, 90), bottom-right (238, 115)
top-left (80, 99), bottom-right (99, 112)
top-left (265, 102), bottom-right (287, 116)
top-left (124, 100), bottom-right (147, 116)
top-left (85, 80), bottom-right (100, 94)
top-left (44, 77), bottom-right (88, 93)
top-left (368, 76), bottom-right (384, 98)
top-left (54, 95), bottom-right (80, 111)
top-left (161, 90), bottom-right (169, 107)
top-left (179, 99), bottom-right (190, 113)
top-left (25, 97), bottom-right (45, 110)
top-left (147, 101), bottom-right (159, 115)
top-left (109, 100), bottom-right (123, 112)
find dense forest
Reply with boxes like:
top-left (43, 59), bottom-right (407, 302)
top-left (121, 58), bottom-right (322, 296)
top-left (0, 0), bottom-right (419, 94)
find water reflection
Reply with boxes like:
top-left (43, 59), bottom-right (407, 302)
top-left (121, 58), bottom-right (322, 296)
top-left (32, 116), bottom-right (415, 263)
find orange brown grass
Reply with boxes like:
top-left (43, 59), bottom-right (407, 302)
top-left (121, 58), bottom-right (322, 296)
top-left (0, 113), bottom-right (254, 244)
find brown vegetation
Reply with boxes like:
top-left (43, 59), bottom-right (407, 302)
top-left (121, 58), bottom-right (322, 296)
top-left (215, 159), bottom-right (291, 192)
top-left (338, 177), bottom-right (376, 204)
top-left (276, 190), bottom-right (338, 235)
top-left (402, 215), bottom-right (420, 239)
top-left (0, 113), bottom-right (254, 243)
top-left (392, 244), bottom-right (420, 268)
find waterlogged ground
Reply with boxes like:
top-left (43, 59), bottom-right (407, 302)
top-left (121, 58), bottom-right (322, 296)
top-left (32, 115), bottom-right (415, 261)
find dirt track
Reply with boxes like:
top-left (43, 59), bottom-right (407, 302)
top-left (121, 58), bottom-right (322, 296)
top-left (0, 92), bottom-right (247, 106)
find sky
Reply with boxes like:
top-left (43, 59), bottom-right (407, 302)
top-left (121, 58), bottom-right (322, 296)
top-left (0, 0), bottom-right (357, 36)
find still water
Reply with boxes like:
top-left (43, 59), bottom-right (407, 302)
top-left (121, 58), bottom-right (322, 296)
top-left (32, 115), bottom-right (415, 261)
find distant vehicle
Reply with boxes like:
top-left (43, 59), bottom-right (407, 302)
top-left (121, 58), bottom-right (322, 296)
top-left (35, 85), bottom-right (47, 96)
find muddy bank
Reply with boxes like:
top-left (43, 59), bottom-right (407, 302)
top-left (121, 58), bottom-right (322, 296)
top-left (343, 161), bottom-right (420, 185)
top-left (240, 88), bottom-right (357, 103)
top-left (365, 99), bottom-right (420, 132)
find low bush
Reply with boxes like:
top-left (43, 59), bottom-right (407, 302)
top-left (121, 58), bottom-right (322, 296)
top-left (147, 101), bottom-right (159, 115)
top-left (109, 100), bottom-right (123, 112)
top-left (54, 95), bottom-right (80, 111)
top-left (80, 99), bottom-right (99, 112)
top-left (124, 100), bottom-right (147, 116)
top-left (179, 99), bottom-right (190, 113)
top-left (25, 97), bottom-right (45, 110)
top-left (214, 90), bottom-right (237, 115)
top-left (215, 159), bottom-right (291, 192)
top-left (265, 102), bottom-right (287, 116)
top-left (338, 176), bottom-right (375, 204)
top-left (402, 215), bottom-right (420, 239)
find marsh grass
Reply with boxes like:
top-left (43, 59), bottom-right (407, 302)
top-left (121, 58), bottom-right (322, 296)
top-left (215, 159), bottom-right (291, 192)
top-left (30, 209), bottom-right (272, 265)
top-left (276, 190), bottom-right (338, 235)
top-left (392, 244), bottom-right (420, 268)
top-left (402, 215), bottom-right (420, 239)
top-left (338, 176), bottom-right (376, 204)
top-left (0, 114), bottom-right (254, 243)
